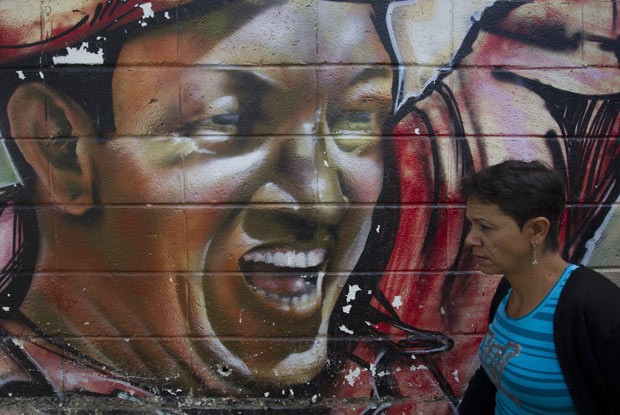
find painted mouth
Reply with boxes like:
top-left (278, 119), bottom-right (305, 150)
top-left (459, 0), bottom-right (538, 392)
top-left (239, 248), bottom-right (327, 313)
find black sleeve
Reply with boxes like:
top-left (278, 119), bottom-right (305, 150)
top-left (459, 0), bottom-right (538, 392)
top-left (597, 308), bottom-right (620, 414)
top-left (605, 327), bottom-right (620, 411)
top-left (457, 366), bottom-right (496, 415)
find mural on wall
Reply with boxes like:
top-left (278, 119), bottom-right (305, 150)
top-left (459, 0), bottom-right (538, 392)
top-left (0, 0), bottom-right (618, 413)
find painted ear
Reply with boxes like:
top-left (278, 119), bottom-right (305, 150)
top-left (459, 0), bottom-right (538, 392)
top-left (7, 83), bottom-right (95, 216)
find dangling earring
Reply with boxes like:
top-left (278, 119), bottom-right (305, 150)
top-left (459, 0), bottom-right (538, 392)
top-left (531, 242), bottom-right (539, 267)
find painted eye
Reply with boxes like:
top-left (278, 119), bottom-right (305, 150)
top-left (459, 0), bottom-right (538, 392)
top-left (188, 113), bottom-right (241, 136)
top-left (332, 112), bottom-right (375, 135)
top-left (211, 113), bottom-right (240, 127)
top-left (184, 95), bottom-right (243, 136)
top-left (331, 112), bottom-right (381, 153)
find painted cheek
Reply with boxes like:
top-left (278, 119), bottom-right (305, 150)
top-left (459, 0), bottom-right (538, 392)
top-left (97, 140), bottom-right (185, 204)
top-left (327, 141), bottom-right (383, 203)
top-left (184, 146), bottom-right (272, 203)
top-left (351, 156), bottom-right (383, 201)
top-left (185, 206), bottom-right (238, 272)
top-left (99, 207), bottom-right (186, 272)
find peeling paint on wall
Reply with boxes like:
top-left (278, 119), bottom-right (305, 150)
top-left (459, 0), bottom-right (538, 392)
top-left (52, 42), bottom-right (104, 65)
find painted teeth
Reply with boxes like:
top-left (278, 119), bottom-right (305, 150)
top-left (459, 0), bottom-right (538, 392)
top-left (243, 248), bottom-right (325, 268)
top-left (253, 289), bottom-right (314, 311)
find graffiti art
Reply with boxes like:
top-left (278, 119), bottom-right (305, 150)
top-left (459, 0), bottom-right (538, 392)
top-left (0, 0), bottom-right (618, 413)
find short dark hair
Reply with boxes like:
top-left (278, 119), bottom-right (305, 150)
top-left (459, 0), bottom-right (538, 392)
top-left (460, 159), bottom-right (565, 251)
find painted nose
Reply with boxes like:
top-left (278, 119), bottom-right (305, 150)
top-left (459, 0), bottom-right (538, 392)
top-left (277, 132), bottom-right (346, 227)
top-left (273, 106), bottom-right (347, 226)
top-left (242, 113), bottom-right (348, 241)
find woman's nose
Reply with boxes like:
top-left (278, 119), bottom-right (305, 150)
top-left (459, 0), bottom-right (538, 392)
top-left (464, 227), bottom-right (479, 247)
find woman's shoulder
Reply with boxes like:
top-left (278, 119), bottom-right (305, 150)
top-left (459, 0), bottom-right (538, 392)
top-left (560, 265), bottom-right (620, 324)
top-left (566, 265), bottom-right (620, 296)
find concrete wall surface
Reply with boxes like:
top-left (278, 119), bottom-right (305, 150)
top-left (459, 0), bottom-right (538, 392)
top-left (0, 0), bottom-right (618, 413)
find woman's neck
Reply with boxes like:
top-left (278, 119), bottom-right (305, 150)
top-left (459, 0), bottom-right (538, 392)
top-left (505, 252), bottom-right (569, 318)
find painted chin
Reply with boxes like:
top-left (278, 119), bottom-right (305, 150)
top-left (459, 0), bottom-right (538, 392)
top-left (239, 247), bottom-right (327, 316)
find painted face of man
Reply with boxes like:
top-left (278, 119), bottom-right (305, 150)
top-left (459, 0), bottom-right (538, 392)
top-left (23, 0), bottom-right (392, 393)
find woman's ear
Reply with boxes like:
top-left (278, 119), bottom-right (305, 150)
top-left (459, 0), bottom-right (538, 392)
top-left (7, 83), bottom-right (95, 216)
top-left (527, 216), bottom-right (551, 246)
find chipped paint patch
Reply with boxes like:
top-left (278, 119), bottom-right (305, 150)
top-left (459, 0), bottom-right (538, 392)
top-left (217, 364), bottom-right (232, 377)
top-left (16, 71), bottom-right (25, 80)
top-left (339, 324), bottom-right (354, 334)
top-left (342, 304), bottom-right (352, 314)
top-left (370, 363), bottom-right (390, 378)
top-left (346, 284), bottom-right (361, 303)
top-left (345, 367), bottom-right (361, 386)
top-left (139, 3), bottom-right (155, 18)
top-left (452, 369), bottom-right (460, 383)
top-left (138, 3), bottom-right (155, 27)
top-left (53, 43), bottom-right (104, 65)
top-left (392, 295), bottom-right (403, 310)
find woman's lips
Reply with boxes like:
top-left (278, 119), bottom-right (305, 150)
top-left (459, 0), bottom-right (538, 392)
top-left (239, 248), bottom-right (326, 313)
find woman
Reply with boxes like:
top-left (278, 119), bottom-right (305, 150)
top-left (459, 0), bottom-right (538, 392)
top-left (458, 159), bottom-right (620, 415)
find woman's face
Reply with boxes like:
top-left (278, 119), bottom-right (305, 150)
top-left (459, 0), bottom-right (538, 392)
top-left (464, 199), bottom-right (533, 276)
top-left (46, 1), bottom-right (392, 391)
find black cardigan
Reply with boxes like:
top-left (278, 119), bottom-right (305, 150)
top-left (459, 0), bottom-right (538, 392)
top-left (458, 266), bottom-right (620, 415)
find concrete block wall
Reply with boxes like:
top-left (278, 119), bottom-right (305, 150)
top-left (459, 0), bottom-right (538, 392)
top-left (0, 1), bottom-right (618, 413)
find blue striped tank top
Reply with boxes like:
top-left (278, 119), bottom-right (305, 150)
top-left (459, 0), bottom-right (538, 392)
top-left (478, 263), bottom-right (579, 414)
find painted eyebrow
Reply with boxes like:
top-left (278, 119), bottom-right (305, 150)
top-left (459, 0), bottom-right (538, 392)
top-left (347, 67), bottom-right (391, 87)
top-left (227, 68), bottom-right (279, 90)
